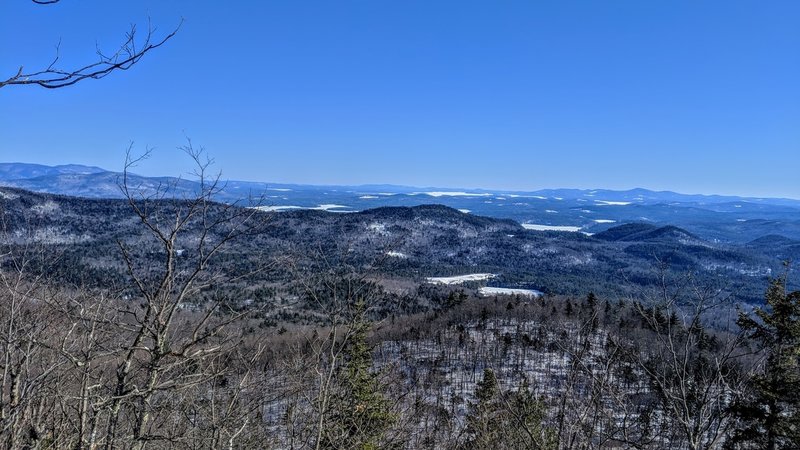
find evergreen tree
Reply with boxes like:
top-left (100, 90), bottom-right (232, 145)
top-left (585, 292), bottom-right (597, 310)
top-left (464, 370), bottom-right (555, 449)
top-left (503, 380), bottom-right (557, 450)
top-left (729, 276), bottom-right (800, 450)
top-left (464, 368), bottom-right (501, 449)
top-left (323, 299), bottom-right (396, 450)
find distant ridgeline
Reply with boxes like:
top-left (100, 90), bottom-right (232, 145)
top-left (2, 162), bottom-right (800, 246)
top-left (1, 184), bottom-right (796, 314)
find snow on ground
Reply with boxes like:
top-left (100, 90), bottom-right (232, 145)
top-left (545, 210), bottom-right (558, 213)
top-left (386, 251), bottom-right (408, 258)
top-left (30, 200), bottom-right (60, 215)
top-left (419, 191), bottom-right (493, 197)
top-left (593, 219), bottom-right (616, 223)
top-left (368, 223), bottom-right (389, 235)
top-left (254, 204), bottom-right (352, 212)
top-left (595, 200), bottom-right (632, 206)
top-left (479, 287), bottom-right (543, 297)
top-left (0, 189), bottom-right (20, 200)
top-left (314, 204), bottom-right (350, 211)
top-left (360, 195), bottom-right (379, 199)
top-left (267, 188), bottom-right (292, 192)
top-left (521, 223), bottom-right (582, 232)
top-left (458, 209), bottom-right (471, 214)
top-left (253, 205), bottom-right (303, 212)
top-left (426, 273), bottom-right (496, 285)
top-left (507, 194), bottom-right (547, 199)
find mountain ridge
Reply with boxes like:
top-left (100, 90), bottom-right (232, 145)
top-left (0, 185), bottom-right (791, 304)
top-left (2, 162), bottom-right (799, 206)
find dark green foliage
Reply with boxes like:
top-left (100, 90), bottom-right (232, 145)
top-left (463, 369), bottom-right (555, 450)
top-left (323, 300), bottom-right (396, 450)
top-left (464, 368), bottom-right (501, 449)
top-left (585, 291), bottom-right (597, 310)
top-left (728, 276), bottom-right (800, 450)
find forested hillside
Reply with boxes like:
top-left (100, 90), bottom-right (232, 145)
top-left (1, 181), bottom-right (799, 449)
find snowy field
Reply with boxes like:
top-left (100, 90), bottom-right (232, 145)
top-left (426, 273), bottom-right (496, 285)
top-left (521, 223), bottom-right (582, 232)
top-left (418, 191), bottom-right (493, 197)
top-left (254, 205), bottom-right (303, 212)
top-left (594, 200), bottom-right (632, 206)
top-left (254, 204), bottom-right (352, 212)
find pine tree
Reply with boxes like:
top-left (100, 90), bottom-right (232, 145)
top-left (729, 276), bottom-right (800, 450)
top-left (503, 380), bottom-right (557, 450)
top-left (464, 368), bottom-right (501, 449)
top-left (464, 371), bottom-right (556, 449)
top-left (323, 299), bottom-right (396, 450)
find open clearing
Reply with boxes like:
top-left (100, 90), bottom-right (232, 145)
top-left (426, 273), bottom-right (496, 285)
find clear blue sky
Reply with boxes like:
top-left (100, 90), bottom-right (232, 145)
top-left (1, 1), bottom-right (798, 197)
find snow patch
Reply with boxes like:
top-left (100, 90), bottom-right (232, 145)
top-left (254, 205), bottom-right (303, 212)
top-left (386, 251), bottom-right (408, 259)
top-left (505, 194), bottom-right (546, 199)
top-left (31, 201), bottom-right (60, 215)
top-left (593, 219), bottom-right (616, 224)
top-left (427, 273), bottom-right (496, 285)
top-left (595, 200), bottom-right (631, 206)
top-left (0, 190), bottom-right (19, 200)
top-left (368, 223), bottom-right (389, 235)
top-left (419, 191), bottom-right (492, 197)
top-left (522, 224), bottom-right (582, 232)
top-left (315, 204), bottom-right (350, 211)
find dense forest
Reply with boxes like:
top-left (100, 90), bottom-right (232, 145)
top-left (1, 171), bottom-right (799, 449)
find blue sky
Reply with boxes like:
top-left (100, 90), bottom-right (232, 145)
top-left (1, 1), bottom-right (798, 197)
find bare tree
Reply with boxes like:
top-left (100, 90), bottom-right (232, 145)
top-left (623, 270), bottom-right (752, 450)
top-left (1, 1), bottom-right (180, 89)
top-left (97, 142), bottom-right (269, 448)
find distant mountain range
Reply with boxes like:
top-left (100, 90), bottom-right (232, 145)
top-left (3, 162), bottom-right (800, 244)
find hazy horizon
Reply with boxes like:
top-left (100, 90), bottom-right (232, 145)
top-left (3, 159), bottom-right (799, 201)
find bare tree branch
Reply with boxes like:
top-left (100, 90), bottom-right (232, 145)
top-left (1, 11), bottom-right (181, 89)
